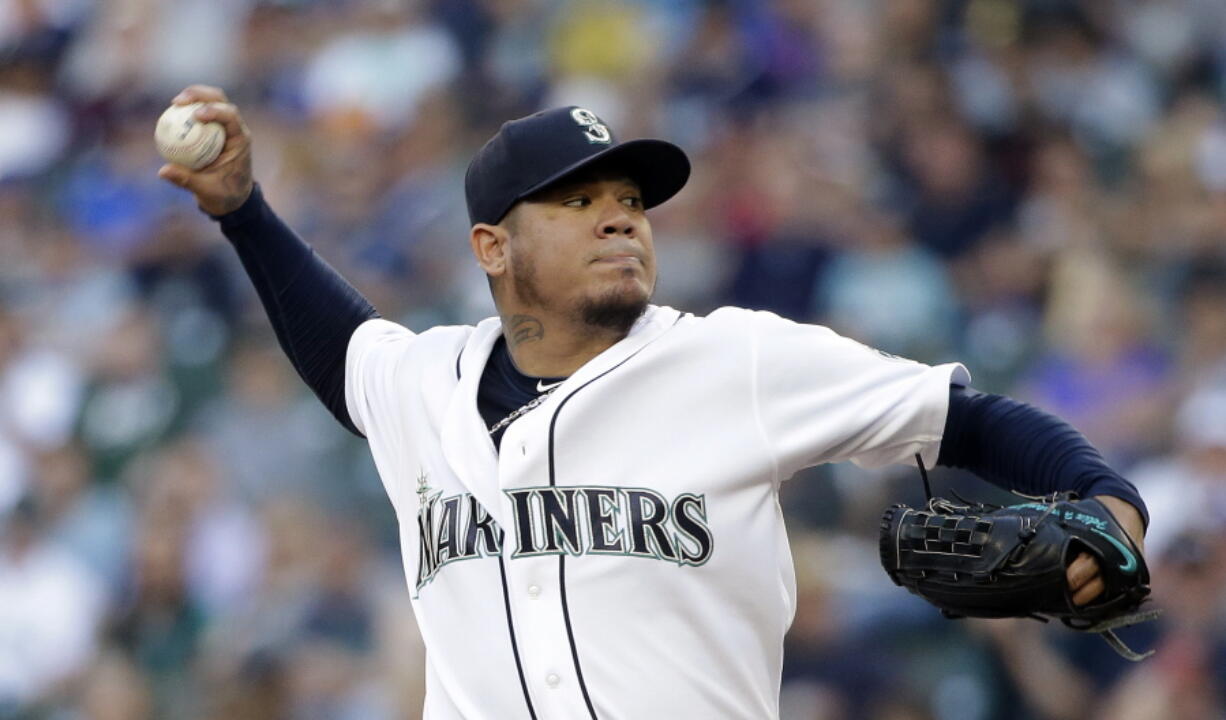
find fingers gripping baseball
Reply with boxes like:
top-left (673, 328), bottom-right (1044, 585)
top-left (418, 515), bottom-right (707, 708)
top-left (180, 85), bottom-right (230, 102)
top-left (157, 86), bottom-right (254, 216)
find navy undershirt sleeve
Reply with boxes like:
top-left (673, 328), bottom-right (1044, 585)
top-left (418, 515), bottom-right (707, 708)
top-left (212, 184), bottom-right (378, 437)
top-left (937, 385), bottom-right (1148, 529)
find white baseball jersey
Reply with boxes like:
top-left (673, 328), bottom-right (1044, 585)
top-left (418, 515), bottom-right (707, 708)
top-left (345, 304), bottom-right (969, 719)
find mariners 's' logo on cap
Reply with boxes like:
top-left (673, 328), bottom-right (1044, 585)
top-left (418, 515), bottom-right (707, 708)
top-left (571, 107), bottom-right (612, 144)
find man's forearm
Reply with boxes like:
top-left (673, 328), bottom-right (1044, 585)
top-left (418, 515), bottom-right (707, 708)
top-left (937, 385), bottom-right (1148, 530)
top-left (214, 184), bottom-right (378, 436)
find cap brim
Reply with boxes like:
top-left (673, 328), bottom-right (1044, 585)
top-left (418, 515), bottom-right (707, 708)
top-left (514, 138), bottom-right (691, 213)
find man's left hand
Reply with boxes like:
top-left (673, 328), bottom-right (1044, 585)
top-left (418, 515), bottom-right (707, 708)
top-left (1067, 495), bottom-right (1146, 605)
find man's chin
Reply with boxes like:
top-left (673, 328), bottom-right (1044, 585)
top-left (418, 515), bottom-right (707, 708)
top-left (577, 288), bottom-right (650, 334)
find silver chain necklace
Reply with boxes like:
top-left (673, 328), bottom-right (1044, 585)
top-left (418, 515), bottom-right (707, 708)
top-left (487, 385), bottom-right (561, 436)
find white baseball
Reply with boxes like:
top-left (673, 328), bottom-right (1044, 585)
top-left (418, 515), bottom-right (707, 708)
top-left (155, 103), bottom-right (225, 170)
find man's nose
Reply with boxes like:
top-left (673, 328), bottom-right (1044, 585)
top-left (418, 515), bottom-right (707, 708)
top-left (596, 200), bottom-right (636, 237)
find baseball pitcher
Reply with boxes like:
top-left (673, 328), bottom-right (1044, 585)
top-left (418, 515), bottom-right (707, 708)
top-left (159, 87), bottom-right (1152, 719)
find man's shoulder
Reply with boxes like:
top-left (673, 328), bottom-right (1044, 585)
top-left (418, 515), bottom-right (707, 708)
top-left (671, 306), bottom-right (910, 359)
top-left (672, 305), bottom-right (832, 334)
top-left (349, 317), bottom-right (487, 363)
top-left (652, 306), bottom-right (830, 353)
top-left (666, 305), bottom-right (758, 325)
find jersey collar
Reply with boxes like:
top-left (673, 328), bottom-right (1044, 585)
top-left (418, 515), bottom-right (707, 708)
top-left (439, 305), bottom-right (683, 526)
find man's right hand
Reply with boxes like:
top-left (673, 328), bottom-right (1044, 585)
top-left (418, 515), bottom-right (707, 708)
top-left (157, 85), bottom-right (254, 216)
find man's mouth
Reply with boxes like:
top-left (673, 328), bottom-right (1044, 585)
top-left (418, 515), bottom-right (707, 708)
top-left (593, 254), bottom-right (641, 265)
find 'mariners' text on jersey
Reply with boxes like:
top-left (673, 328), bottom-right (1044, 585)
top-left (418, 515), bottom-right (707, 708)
top-left (416, 486), bottom-right (714, 589)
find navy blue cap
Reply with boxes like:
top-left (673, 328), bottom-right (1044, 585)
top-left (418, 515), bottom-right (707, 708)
top-left (464, 106), bottom-right (690, 226)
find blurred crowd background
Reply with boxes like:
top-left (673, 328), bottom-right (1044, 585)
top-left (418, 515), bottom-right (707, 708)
top-left (1, 0), bottom-right (1225, 718)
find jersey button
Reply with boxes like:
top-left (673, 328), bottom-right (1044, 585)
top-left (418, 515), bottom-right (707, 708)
top-left (527, 585), bottom-right (541, 598)
top-left (545, 673), bottom-right (560, 688)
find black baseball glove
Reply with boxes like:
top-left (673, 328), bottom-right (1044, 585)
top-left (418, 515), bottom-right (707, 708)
top-left (879, 492), bottom-right (1160, 660)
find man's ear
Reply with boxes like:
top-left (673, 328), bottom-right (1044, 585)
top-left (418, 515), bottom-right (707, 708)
top-left (471, 223), bottom-right (509, 278)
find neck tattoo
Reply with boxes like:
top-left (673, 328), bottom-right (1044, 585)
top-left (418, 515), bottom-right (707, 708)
top-left (507, 314), bottom-right (544, 348)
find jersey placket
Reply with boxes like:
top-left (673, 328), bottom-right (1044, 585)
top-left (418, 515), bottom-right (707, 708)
top-left (498, 418), bottom-right (594, 718)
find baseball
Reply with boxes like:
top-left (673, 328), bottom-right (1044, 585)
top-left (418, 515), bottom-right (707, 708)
top-left (155, 103), bottom-right (225, 170)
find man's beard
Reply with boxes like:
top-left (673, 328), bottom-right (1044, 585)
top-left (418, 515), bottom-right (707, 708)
top-left (513, 253), bottom-right (650, 335)
top-left (577, 286), bottom-right (650, 334)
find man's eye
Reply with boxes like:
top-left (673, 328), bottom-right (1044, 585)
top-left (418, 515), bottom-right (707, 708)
top-left (622, 196), bottom-right (643, 208)
top-left (563, 196), bottom-right (589, 207)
